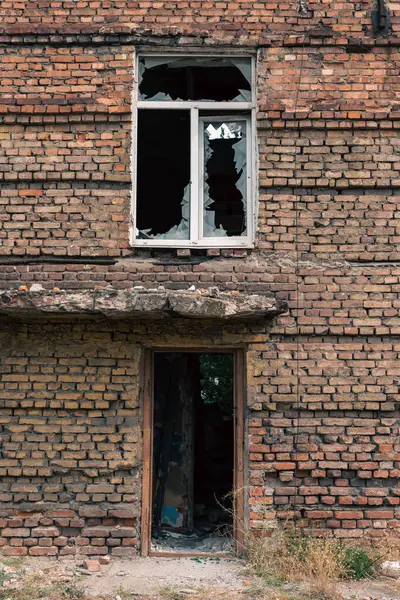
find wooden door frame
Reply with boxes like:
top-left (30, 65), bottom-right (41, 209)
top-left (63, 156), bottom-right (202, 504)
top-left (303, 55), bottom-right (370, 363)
top-left (140, 346), bottom-right (246, 557)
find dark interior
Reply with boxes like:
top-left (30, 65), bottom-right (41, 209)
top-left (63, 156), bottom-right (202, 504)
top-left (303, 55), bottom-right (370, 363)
top-left (136, 109), bottom-right (190, 238)
top-left (152, 352), bottom-right (234, 552)
top-left (205, 136), bottom-right (246, 236)
top-left (139, 57), bottom-right (251, 102)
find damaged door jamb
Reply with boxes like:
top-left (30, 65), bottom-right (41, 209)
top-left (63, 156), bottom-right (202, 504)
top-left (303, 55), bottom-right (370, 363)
top-left (140, 347), bottom-right (246, 557)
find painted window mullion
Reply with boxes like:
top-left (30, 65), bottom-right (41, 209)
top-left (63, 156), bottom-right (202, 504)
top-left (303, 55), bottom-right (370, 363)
top-left (198, 118), bottom-right (205, 241)
top-left (246, 115), bottom-right (254, 243)
top-left (190, 107), bottom-right (199, 243)
top-left (137, 101), bottom-right (254, 110)
top-left (131, 50), bottom-right (139, 244)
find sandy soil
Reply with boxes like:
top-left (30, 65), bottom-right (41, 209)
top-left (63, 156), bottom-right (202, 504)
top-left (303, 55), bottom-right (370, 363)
top-left (85, 556), bottom-right (249, 597)
top-left (339, 578), bottom-right (400, 600)
top-left (1, 556), bottom-right (400, 600)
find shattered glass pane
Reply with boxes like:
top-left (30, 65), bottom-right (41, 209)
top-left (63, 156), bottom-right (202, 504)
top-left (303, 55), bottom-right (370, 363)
top-left (136, 110), bottom-right (190, 240)
top-left (203, 121), bottom-right (247, 238)
top-left (139, 57), bottom-right (252, 102)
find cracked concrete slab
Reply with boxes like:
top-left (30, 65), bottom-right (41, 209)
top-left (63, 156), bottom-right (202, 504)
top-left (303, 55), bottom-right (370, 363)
top-left (0, 289), bottom-right (287, 321)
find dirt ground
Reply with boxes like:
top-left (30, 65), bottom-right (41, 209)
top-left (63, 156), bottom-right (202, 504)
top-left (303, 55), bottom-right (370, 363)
top-left (339, 579), bottom-right (400, 600)
top-left (85, 556), bottom-right (248, 596)
top-left (0, 555), bottom-right (399, 600)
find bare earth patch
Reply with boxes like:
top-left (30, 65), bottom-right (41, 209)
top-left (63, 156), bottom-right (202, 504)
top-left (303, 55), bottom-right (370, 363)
top-left (339, 579), bottom-right (400, 600)
top-left (0, 556), bottom-right (399, 600)
top-left (84, 556), bottom-right (249, 597)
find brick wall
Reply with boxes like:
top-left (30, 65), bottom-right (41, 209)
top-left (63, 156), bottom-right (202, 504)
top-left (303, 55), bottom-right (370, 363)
top-left (0, 1), bottom-right (377, 36)
top-left (1, 319), bottom-right (399, 556)
top-left (0, 320), bottom-right (261, 557)
top-left (0, 185), bottom-right (130, 257)
top-left (0, 0), bottom-right (400, 554)
top-left (249, 337), bottom-right (400, 536)
top-left (0, 321), bottom-right (140, 557)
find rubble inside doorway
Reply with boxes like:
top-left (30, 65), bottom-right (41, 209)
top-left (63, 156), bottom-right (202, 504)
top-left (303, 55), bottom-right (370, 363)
top-left (151, 530), bottom-right (234, 554)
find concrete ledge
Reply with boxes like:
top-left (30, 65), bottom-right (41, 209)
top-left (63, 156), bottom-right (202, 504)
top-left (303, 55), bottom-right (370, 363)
top-left (0, 288), bottom-right (287, 321)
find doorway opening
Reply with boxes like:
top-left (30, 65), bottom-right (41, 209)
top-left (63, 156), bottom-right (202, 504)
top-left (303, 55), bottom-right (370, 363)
top-left (142, 350), bottom-right (244, 556)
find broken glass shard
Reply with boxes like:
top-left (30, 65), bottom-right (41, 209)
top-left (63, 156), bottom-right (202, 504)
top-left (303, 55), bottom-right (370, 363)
top-left (203, 120), bottom-right (247, 238)
top-left (136, 109), bottom-right (190, 240)
top-left (139, 57), bottom-right (252, 102)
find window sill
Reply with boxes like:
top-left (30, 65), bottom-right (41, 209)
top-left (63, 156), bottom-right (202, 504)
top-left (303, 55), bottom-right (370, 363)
top-left (131, 240), bottom-right (255, 250)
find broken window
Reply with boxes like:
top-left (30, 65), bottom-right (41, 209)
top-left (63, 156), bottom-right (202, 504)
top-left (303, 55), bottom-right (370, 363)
top-left (139, 56), bottom-right (252, 102)
top-left (133, 56), bottom-right (254, 247)
top-left (137, 110), bottom-right (190, 240)
top-left (203, 120), bottom-right (247, 237)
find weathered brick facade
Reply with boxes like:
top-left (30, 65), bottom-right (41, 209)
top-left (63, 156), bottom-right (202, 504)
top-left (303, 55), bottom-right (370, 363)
top-left (0, 1), bottom-right (400, 557)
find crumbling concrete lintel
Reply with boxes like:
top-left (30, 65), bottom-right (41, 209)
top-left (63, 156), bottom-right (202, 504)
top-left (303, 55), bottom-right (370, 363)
top-left (0, 289), bottom-right (287, 321)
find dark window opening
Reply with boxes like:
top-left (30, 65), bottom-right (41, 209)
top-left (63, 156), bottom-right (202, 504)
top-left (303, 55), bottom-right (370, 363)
top-left (136, 110), bottom-right (190, 239)
top-left (139, 57), bottom-right (252, 102)
top-left (152, 352), bottom-right (234, 553)
top-left (203, 121), bottom-right (247, 237)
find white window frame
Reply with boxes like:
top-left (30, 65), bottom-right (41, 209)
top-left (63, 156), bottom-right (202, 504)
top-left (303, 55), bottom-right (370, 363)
top-left (130, 54), bottom-right (256, 249)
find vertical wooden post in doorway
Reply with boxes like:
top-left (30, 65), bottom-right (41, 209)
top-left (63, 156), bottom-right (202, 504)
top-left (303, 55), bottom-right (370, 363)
top-left (141, 349), bottom-right (153, 557)
top-left (233, 349), bottom-right (245, 553)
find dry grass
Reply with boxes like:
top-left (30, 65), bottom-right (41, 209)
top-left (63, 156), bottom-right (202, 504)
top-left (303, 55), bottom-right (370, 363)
top-left (0, 562), bottom-right (85, 600)
top-left (221, 489), bottom-right (346, 598)
top-left (0, 581), bottom-right (85, 600)
top-left (245, 529), bottom-right (350, 600)
top-left (225, 488), bottom-right (400, 598)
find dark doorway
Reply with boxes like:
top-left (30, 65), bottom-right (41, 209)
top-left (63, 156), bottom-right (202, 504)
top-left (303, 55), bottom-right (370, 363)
top-left (149, 352), bottom-right (235, 554)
